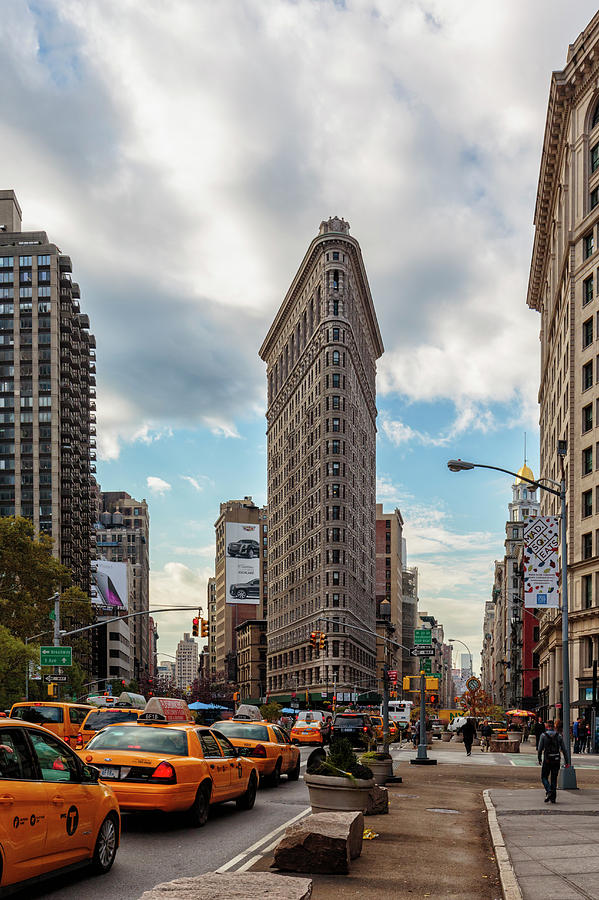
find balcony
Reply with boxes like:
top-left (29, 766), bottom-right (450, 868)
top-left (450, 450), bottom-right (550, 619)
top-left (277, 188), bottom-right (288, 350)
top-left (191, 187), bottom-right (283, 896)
top-left (71, 283), bottom-right (80, 299)
top-left (58, 256), bottom-right (72, 273)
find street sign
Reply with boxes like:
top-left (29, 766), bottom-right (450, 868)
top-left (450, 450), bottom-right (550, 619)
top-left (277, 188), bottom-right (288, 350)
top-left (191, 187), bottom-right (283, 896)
top-left (410, 646), bottom-right (435, 657)
top-left (40, 646), bottom-right (72, 667)
top-left (43, 674), bottom-right (68, 684)
top-left (421, 658), bottom-right (432, 674)
top-left (414, 628), bottom-right (432, 645)
top-left (388, 669), bottom-right (397, 679)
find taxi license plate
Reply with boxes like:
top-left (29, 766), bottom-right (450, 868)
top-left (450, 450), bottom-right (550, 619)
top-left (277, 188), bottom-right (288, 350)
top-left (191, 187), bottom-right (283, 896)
top-left (99, 766), bottom-right (120, 779)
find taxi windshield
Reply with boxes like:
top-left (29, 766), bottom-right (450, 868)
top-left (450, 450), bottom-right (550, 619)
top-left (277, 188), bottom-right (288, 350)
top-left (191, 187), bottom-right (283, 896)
top-left (83, 709), bottom-right (140, 730)
top-left (11, 705), bottom-right (63, 724)
top-left (87, 726), bottom-right (189, 755)
top-left (212, 722), bottom-right (269, 741)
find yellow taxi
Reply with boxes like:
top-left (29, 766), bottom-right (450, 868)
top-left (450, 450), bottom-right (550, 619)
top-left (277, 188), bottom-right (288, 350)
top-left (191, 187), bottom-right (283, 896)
top-left (0, 718), bottom-right (119, 893)
top-left (75, 694), bottom-right (146, 749)
top-left (370, 715), bottom-right (398, 741)
top-left (211, 720), bottom-right (300, 786)
top-left (9, 701), bottom-right (94, 747)
top-left (78, 698), bottom-right (259, 826)
top-left (290, 712), bottom-right (326, 746)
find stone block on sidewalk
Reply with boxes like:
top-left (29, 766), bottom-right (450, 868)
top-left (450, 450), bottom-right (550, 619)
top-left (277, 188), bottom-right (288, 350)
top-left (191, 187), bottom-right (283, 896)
top-left (365, 783), bottom-right (389, 816)
top-left (138, 872), bottom-right (312, 900)
top-left (273, 811), bottom-right (364, 874)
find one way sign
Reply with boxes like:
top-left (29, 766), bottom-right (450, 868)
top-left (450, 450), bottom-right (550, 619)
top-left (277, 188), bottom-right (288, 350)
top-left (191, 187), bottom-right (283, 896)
top-left (410, 646), bottom-right (435, 657)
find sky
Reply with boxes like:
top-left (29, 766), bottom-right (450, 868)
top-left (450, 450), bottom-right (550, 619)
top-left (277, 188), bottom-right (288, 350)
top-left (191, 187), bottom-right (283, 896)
top-left (2, 0), bottom-right (597, 672)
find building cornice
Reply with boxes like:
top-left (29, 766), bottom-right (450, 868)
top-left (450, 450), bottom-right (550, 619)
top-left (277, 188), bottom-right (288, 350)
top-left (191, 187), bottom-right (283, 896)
top-left (259, 229), bottom-right (384, 361)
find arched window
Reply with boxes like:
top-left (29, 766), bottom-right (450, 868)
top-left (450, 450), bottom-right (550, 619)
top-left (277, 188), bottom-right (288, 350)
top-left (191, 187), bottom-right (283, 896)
top-left (592, 100), bottom-right (599, 130)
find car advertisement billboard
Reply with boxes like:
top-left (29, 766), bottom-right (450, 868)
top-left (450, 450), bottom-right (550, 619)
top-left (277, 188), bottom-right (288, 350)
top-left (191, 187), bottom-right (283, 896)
top-left (226, 521), bottom-right (260, 605)
top-left (91, 559), bottom-right (128, 610)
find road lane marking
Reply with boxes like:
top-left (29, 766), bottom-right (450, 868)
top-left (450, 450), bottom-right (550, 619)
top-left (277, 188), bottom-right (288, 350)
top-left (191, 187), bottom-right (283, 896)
top-left (215, 806), bottom-right (311, 873)
top-left (235, 854), bottom-right (263, 872)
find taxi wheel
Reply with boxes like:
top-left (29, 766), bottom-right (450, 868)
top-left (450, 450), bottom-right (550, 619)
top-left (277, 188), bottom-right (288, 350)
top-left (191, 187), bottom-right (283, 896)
top-left (236, 771), bottom-right (257, 810)
top-left (188, 783), bottom-right (211, 828)
top-left (287, 755), bottom-right (301, 781)
top-left (91, 813), bottom-right (118, 874)
top-left (267, 759), bottom-right (282, 788)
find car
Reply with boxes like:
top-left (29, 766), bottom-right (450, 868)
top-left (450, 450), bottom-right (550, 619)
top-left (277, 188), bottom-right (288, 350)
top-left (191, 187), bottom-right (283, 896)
top-left (75, 705), bottom-right (145, 749)
top-left (290, 720), bottom-right (325, 746)
top-left (229, 578), bottom-right (260, 600)
top-left (331, 713), bottom-right (375, 747)
top-left (227, 539), bottom-right (260, 558)
top-left (78, 697), bottom-right (259, 826)
top-left (210, 720), bottom-right (300, 786)
top-left (295, 710), bottom-right (331, 741)
top-left (0, 718), bottom-right (119, 894)
top-left (9, 701), bottom-right (94, 746)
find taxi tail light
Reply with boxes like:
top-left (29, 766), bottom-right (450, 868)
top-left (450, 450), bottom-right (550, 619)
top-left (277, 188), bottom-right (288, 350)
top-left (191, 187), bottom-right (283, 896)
top-left (150, 761), bottom-right (177, 783)
top-left (75, 733), bottom-right (83, 749)
top-left (250, 744), bottom-right (267, 758)
top-left (362, 727), bottom-right (369, 733)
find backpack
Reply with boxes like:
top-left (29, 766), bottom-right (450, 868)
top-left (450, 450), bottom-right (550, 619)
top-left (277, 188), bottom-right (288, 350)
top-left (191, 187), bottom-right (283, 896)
top-left (544, 732), bottom-right (560, 761)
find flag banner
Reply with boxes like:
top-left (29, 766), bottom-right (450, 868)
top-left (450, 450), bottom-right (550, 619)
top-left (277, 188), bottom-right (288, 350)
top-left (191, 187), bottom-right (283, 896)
top-left (523, 515), bottom-right (559, 608)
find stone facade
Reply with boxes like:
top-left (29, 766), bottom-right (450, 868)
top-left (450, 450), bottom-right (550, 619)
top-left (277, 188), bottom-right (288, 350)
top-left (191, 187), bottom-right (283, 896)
top-left (235, 618), bottom-right (267, 701)
top-left (527, 12), bottom-right (599, 721)
top-left (260, 218), bottom-right (384, 697)
top-left (375, 504), bottom-right (404, 694)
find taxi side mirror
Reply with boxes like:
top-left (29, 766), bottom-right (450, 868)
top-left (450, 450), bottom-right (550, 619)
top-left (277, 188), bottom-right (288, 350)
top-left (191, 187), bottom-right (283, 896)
top-left (81, 764), bottom-right (100, 784)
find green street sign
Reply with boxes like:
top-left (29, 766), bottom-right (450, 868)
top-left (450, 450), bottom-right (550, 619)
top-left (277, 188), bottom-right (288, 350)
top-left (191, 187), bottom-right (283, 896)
top-left (49, 609), bottom-right (56, 622)
top-left (421, 658), bottom-right (432, 673)
top-left (414, 628), bottom-right (432, 645)
top-left (40, 646), bottom-right (72, 667)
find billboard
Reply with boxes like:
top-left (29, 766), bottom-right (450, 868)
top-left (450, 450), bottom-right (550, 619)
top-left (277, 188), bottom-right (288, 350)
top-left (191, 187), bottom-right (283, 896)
top-left (225, 521), bottom-right (260, 605)
top-left (523, 516), bottom-right (559, 608)
top-left (91, 559), bottom-right (128, 611)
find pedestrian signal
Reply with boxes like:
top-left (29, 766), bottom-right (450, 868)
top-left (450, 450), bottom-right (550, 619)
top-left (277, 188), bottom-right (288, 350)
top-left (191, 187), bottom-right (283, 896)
top-left (428, 693), bottom-right (438, 705)
top-left (403, 676), bottom-right (411, 690)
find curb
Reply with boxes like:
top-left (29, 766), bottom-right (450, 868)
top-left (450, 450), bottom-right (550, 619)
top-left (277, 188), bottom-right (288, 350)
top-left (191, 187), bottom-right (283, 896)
top-left (483, 790), bottom-right (522, 900)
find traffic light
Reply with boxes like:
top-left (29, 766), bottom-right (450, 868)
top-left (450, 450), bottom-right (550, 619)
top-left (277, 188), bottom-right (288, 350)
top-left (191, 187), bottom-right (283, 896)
top-left (319, 632), bottom-right (326, 651)
top-left (201, 618), bottom-right (208, 638)
top-left (310, 631), bottom-right (318, 650)
top-left (403, 676), bottom-right (411, 690)
top-left (192, 616), bottom-right (199, 637)
top-left (47, 683), bottom-right (56, 697)
top-left (428, 693), bottom-right (438, 705)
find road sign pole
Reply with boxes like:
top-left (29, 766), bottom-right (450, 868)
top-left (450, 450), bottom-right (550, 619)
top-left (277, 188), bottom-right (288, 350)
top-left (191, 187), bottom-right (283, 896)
top-left (411, 670), bottom-right (437, 766)
top-left (53, 594), bottom-right (60, 700)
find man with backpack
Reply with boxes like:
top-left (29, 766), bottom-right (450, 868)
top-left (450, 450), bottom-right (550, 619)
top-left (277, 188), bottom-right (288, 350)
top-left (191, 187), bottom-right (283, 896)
top-left (537, 719), bottom-right (569, 803)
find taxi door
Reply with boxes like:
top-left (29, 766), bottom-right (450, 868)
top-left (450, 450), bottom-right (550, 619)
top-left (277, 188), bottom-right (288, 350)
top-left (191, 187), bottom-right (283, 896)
top-left (271, 725), bottom-right (294, 773)
top-left (0, 726), bottom-right (48, 885)
top-left (27, 729), bottom-right (95, 868)
top-left (213, 732), bottom-right (245, 799)
top-left (196, 731), bottom-right (230, 801)
top-left (65, 706), bottom-right (91, 746)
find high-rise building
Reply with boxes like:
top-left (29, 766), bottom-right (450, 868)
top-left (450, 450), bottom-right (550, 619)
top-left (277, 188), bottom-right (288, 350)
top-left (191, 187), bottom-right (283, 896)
top-left (206, 576), bottom-right (217, 678)
top-left (526, 12), bottom-right (599, 721)
top-left (401, 556), bottom-right (419, 677)
top-left (375, 505), bottom-right (403, 696)
top-left (260, 217), bottom-right (384, 700)
top-left (175, 633), bottom-right (198, 692)
top-left (213, 497), bottom-right (267, 685)
top-left (96, 491), bottom-right (150, 681)
top-left (480, 601), bottom-right (495, 697)
top-left (0, 190), bottom-right (95, 589)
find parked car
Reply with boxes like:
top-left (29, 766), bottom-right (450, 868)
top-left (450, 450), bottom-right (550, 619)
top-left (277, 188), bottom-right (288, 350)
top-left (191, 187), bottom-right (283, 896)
top-left (331, 713), bottom-right (375, 747)
top-left (227, 539), bottom-right (259, 558)
top-left (229, 578), bottom-right (261, 600)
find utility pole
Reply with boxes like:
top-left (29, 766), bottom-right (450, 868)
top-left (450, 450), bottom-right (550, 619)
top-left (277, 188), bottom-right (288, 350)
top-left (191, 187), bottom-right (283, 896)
top-left (410, 670), bottom-right (437, 766)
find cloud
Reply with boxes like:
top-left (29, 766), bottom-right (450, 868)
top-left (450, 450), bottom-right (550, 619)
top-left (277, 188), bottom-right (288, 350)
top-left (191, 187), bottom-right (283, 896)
top-left (3, 0), bottom-right (597, 456)
top-left (180, 475), bottom-right (206, 493)
top-left (149, 561), bottom-right (213, 653)
top-left (146, 476), bottom-right (172, 496)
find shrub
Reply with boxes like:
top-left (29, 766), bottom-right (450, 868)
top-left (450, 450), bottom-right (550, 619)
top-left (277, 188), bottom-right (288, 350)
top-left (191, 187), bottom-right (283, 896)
top-left (307, 735), bottom-right (373, 780)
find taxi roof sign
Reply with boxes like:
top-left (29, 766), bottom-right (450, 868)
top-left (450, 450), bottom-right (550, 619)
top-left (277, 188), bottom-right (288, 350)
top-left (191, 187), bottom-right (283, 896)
top-left (232, 704), bottom-right (263, 721)
top-left (139, 697), bottom-right (194, 724)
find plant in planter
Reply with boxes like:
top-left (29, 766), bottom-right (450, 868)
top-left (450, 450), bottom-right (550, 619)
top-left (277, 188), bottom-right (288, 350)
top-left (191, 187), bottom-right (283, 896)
top-left (304, 737), bottom-right (374, 813)
top-left (359, 749), bottom-right (394, 785)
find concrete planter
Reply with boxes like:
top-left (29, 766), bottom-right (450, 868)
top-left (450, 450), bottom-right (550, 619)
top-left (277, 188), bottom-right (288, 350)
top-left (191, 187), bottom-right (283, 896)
top-left (441, 732), bottom-right (452, 742)
top-left (304, 773), bottom-right (375, 814)
top-left (359, 757), bottom-right (393, 785)
top-left (454, 733), bottom-right (464, 743)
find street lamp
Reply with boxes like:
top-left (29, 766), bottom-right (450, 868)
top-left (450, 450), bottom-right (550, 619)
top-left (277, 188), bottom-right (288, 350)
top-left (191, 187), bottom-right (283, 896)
top-left (447, 456), bottom-right (576, 789)
top-left (448, 638), bottom-right (473, 677)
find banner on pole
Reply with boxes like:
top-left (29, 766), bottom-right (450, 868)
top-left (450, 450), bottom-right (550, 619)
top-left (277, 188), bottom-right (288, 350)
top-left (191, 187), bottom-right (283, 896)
top-left (523, 516), bottom-right (559, 608)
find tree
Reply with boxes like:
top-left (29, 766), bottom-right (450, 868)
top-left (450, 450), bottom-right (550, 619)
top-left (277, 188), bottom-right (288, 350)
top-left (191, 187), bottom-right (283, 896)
top-left (260, 701), bottom-right (282, 722)
top-left (0, 625), bottom-right (37, 709)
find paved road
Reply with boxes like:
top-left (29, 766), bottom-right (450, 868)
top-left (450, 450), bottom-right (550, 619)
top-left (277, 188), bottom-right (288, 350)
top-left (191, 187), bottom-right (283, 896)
top-left (21, 749), bottom-right (313, 900)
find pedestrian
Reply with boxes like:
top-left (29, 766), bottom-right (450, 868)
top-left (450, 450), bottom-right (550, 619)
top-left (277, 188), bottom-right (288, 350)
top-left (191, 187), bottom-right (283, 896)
top-left (581, 721), bottom-right (590, 754)
top-left (573, 717), bottom-right (581, 754)
top-left (411, 719), bottom-right (419, 748)
top-left (460, 717), bottom-right (476, 756)
top-left (480, 718), bottom-right (492, 752)
top-left (538, 719), bottom-right (568, 803)
top-left (534, 716), bottom-right (545, 750)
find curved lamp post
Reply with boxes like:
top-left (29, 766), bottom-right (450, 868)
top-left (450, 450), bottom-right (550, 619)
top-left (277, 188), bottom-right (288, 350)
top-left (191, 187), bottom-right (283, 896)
top-left (447, 458), bottom-right (576, 790)
top-left (448, 638), bottom-right (473, 677)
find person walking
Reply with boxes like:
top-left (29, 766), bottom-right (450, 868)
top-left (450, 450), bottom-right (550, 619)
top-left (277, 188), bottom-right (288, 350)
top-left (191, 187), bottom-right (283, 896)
top-left (480, 719), bottom-right (492, 752)
top-left (573, 717), bottom-right (581, 754)
top-left (581, 720), bottom-right (590, 753)
top-left (538, 719), bottom-right (568, 803)
top-left (460, 717), bottom-right (476, 756)
top-left (534, 716), bottom-right (545, 750)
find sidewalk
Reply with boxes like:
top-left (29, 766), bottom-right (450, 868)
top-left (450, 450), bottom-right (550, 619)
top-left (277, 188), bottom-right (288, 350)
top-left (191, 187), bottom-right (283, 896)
top-left (487, 787), bottom-right (599, 900)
